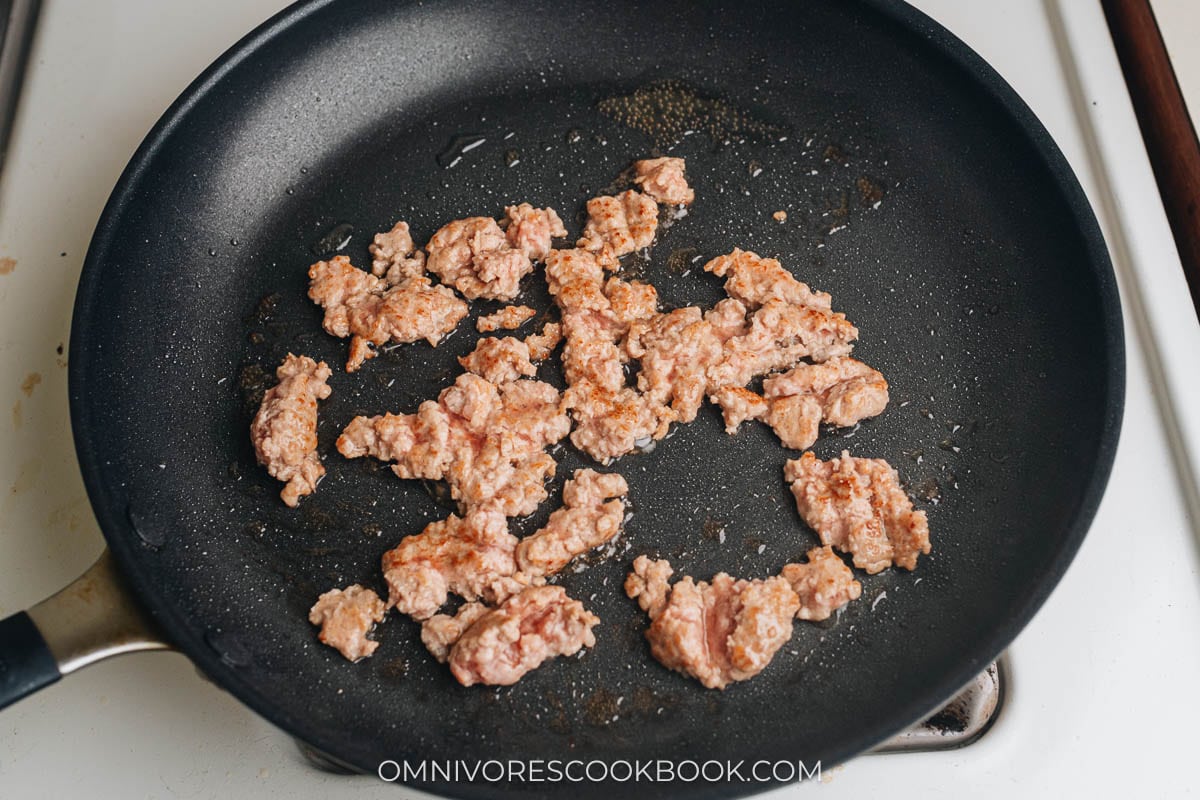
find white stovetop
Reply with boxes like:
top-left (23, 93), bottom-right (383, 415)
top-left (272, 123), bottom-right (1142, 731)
top-left (2, 1), bottom-right (1199, 798)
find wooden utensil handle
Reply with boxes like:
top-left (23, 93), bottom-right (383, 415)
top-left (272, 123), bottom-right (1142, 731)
top-left (1103, 0), bottom-right (1200, 318)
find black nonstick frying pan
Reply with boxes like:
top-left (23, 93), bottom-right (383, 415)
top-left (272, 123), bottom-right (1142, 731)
top-left (0, 0), bottom-right (1123, 797)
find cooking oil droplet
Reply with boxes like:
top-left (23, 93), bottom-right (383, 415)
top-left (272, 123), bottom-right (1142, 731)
top-left (504, 148), bottom-right (520, 167)
top-left (310, 222), bottom-right (355, 257)
top-left (208, 248), bottom-right (217, 257)
top-left (230, 238), bottom-right (239, 247)
top-left (564, 128), bottom-right (582, 144)
top-left (748, 159), bottom-right (763, 178)
top-left (437, 134), bottom-right (487, 168)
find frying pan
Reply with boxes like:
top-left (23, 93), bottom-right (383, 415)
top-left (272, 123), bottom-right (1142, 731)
top-left (0, 0), bottom-right (1123, 796)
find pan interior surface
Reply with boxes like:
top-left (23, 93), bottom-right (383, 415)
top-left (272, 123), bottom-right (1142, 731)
top-left (69, 0), bottom-right (1121, 796)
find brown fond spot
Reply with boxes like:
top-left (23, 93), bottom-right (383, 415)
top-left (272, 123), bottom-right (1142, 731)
top-left (0, 257), bottom-right (14, 275)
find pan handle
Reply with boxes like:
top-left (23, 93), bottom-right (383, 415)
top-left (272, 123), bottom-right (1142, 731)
top-left (0, 549), bottom-right (171, 710)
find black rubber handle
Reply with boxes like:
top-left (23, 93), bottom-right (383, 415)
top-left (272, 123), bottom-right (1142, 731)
top-left (0, 611), bottom-right (61, 710)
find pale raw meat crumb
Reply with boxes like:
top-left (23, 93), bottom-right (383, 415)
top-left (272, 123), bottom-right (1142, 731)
top-left (458, 336), bottom-right (538, 384)
top-left (308, 255), bottom-right (468, 372)
top-left (447, 585), bottom-right (599, 686)
top-left (426, 216), bottom-right (533, 301)
top-left (516, 469), bottom-right (629, 578)
top-left (523, 322), bottom-right (562, 362)
top-left (710, 385), bottom-right (768, 434)
top-left (477, 305), bottom-right (537, 332)
top-left (626, 556), bottom-right (799, 690)
top-left (338, 373), bottom-right (570, 517)
top-left (772, 210), bottom-right (787, 222)
top-left (369, 220), bottom-right (426, 285)
top-left (503, 204), bottom-right (567, 261)
top-left (763, 356), bottom-right (889, 428)
top-left (785, 450), bottom-right (931, 574)
top-left (250, 353), bottom-right (332, 507)
top-left (781, 545), bottom-right (862, 621)
top-left (421, 602), bottom-right (489, 662)
top-left (633, 157), bottom-right (695, 205)
top-left (380, 509), bottom-right (517, 620)
top-left (309, 585), bottom-right (386, 661)
top-left (576, 190), bottom-right (658, 260)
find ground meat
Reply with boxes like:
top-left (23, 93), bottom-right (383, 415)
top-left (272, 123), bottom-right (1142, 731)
top-left (369, 220), bottom-right (427, 285)
top-left (420, 601), bottom-right (489, 662)
top-left (446, 585), bottom-right (599, 686)
top-left (633, 157), bottom-right (695, 206)
top-left (523, 322), bottom-right (562, 362)
top-left (705, 298), bottom-right (858, 389)
top-left (544, 247), bottom-right (674, 462)
top-left (426, 216), bottom-right (533, 301)
top-left (308, 255), bottom-right (468, 372)
top-left (703, 248), bottom-right (834, 311)
top-left (762, 394), bottom-right (823, 450)
top-left (477, 304), bottom-right (537, 332)
top-left (515, 469), bottom-right (629, 578)
top-left (337, 373), bottom-right (570, 516)
top-left (576, 190), bottom-right (658, 260)
top-left (504, 204), bottom-right (567, 261)
top-left (625, 556), bottom-right (799, 690)
top-left (785, 450), bottom-right (931, 574)
top-left (250, 353), bottom-right (332, 507)
top-left (710, 385), bottom-right (768, 434)
top-left (458, 336), bottom-right (538, 384)
top-left (381, 509), bottom-right (517, 620)
top-left (763, 356), bottom-right (889, 428)
top-left (626, 307), bottom-right (724, 424)
top-left (780, 545), bottom-right (862, 621)
top-left (308, 585), bottom-right (386, 661)
top-left (563, 381), bottom-right (673, 463)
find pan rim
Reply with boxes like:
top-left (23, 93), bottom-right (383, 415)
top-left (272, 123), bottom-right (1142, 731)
top-left (67, 0), bottom-right (1125, 794)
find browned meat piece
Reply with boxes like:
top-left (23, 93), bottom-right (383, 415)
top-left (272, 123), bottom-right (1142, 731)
top-left (634, 157), bottom-right (695, 205)
top-left (576, 190), bottom-right (658, 260)
top-left (446, 585), bottom-right (599, 686)
top-left (477, 304), bottom-right (537, 332)
top-left (369, 220), bottom-right (426, 285)
top-left (308, 255), bottom-right (468, 372)
top-left (338, 373), bottom-right (570, 516)
top-left (503, 204), bottom-right (567, 261)
top-left (308, 585), bottom-right (386, 661)
top-left (785, 450), bottom-right (931, 574)
top-left (250, 354), bottom-right (332, 507)
top-left (626, 556), bottom-right (799, 690)
top-left (703, 248), bottom-right (833, 311)
top-left (458, 336), bottom-right (538, 384)
top-left (515, 469), bottom-right (629, 578)
top-left (626, 307), bottom-right (724, 424)
top-left (705, 298), bottom-right (858, 389)
top-left (523, 322), bottom-right (562, 362)
top-left (381, 509), bottom-right (517, 620)
top-left (420, 601), bottom-right (489, 662)
top-left (763, 356), bottom-right (889, 428)
top-left (710, 385), bottom-right (768, 433)
top-left (781, 545), bottom-right (862, 621)
top-left (426, 216), bottom-right (533, 301)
